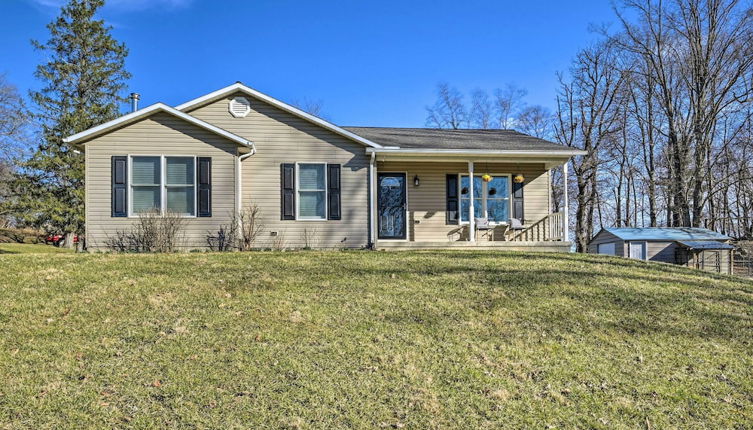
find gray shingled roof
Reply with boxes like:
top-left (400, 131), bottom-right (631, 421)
top-left (343, 127), bottom-right (572, 151)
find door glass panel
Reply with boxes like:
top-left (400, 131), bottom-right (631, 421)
top-left (378, 174), bottom-right (406, 239)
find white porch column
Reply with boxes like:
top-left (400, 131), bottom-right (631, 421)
top-left (563, 161), bottom-right (570, 242)
top-left (468, 161), bottom-right (475, 242)
top-left (369, 152), bottom-right (377, 248)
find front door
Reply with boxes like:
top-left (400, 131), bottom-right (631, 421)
top-left (377, 173), bottom-right (407, 240)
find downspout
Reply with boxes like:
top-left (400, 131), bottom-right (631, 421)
top-left (236, 142), bottom-right (257, 215)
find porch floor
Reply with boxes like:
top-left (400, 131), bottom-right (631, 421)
top-left (376, 241), bottom-right (572, 252)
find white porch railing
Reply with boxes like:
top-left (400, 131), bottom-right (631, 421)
top-left (509, 212), bottom-right (566, 242)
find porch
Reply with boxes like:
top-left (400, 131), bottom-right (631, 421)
top-left (369, 155), bottom-right (572, 252)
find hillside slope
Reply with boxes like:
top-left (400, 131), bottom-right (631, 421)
top-left (1, 251), bottom-right (751, 428)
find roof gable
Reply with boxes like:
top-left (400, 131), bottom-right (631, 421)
top-left (175, 83), bottom-right (382, 149)
top-left (63, 103), bottom-right (254, 148)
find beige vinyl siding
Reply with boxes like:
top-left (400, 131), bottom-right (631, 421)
top-left (588, 230), bottom-right (624, 256)
top-left (186, 92), bottom-right (369, 248)
top-left (84, 112), bottom-right (238, 250)
top-left (376, 161), bottom-right (550, 242)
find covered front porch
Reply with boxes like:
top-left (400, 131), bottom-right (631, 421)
top-left (368, 150), bottom-right (573, 252)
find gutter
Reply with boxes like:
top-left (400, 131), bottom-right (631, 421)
top-left (365, 147), bottom-right (588, 157)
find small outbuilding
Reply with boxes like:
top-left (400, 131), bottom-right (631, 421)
top-left (588, 227), bottom-right (735, 274)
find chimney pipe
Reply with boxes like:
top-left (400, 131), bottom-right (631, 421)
top-left (130, 92), bottom-right (140, 112)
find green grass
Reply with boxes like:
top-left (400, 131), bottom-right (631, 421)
top-left (0, 243), bottom-right (72, 254)
top-left (0, 251), bottom-right (751, 429)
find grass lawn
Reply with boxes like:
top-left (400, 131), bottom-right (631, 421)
top-left (0, 243), bottom-right (72, 254)
top-left (1, 251), bottom-right (751, 429)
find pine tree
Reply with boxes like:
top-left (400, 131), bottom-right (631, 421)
top-left (12, 0), bottom-right (130, 240)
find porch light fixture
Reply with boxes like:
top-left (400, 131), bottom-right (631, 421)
top-left (513, 174), bottom-right (525, 183)
top-left (413, 175), bottom-right (420, 186)
top-left (481, 174), bottom-right (492, 183)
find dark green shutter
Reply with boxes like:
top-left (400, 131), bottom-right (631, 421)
top-left (111, 156), bottom-right (127, 217)
top-left (197, 157), bottom-right (212, 217)
top-left (281, 163), bottom-right (295, 220)
top-left (512, 180), bottom-right (524, 221)
top-left (327, 164), bottom-right (341, 220)
top-left (446, 174), bottom-right (458, 225)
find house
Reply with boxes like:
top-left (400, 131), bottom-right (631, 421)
top-left (588, 227), bottom-right (736, 274)
top-left (63, 82), bottom-right (585, 251)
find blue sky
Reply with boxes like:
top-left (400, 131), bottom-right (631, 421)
top-left (2, 0), bottom-right (616, 127)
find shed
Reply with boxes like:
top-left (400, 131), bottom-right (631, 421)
top-left (588, 227), bottom-right (734, 274)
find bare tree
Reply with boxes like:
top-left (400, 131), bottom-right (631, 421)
top-left (612, 0), bottom-right (753, 227)
top-left (494, 84), bottom-right (527, 129)
top-left (291, 97), bottom-right (327, 119)
top-left (469, 89), bottom-right (494, 128)
top-left (0, 74), bottom-right (28, 160)
top-left (426, 82), bottom-right (468, 129)
top-left (517, 105), bottom-right (553, 138)
top-left (555, 41), bottom-right (624, 252)
top-left (0, 74), bottom-right (31, 227)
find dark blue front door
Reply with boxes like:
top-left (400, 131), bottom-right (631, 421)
top-left (378, 173), bottom-right (406, 240)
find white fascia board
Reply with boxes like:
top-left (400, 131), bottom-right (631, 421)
top-left (175, 82), bottom-right (382, 149)
top-left (365, 148), bottom-right (588, 157)
top-left (62, 103), bottom-right (254, 148)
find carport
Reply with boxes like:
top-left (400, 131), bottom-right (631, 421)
top-left (675, 240), bottom-right (736, 275)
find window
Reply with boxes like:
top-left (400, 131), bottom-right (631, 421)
top-left (129, 156), bottom-right (196, 216)
top-left (165, 157), bottom-right (195, 215)
top-left (297, 163), bottom-right (326, 220)
top-left (131, 156), bottom-right (161, 213)
top-left (459, 174), bottom-right (511, 223)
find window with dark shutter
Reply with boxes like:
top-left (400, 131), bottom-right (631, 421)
top-left (197, 157), bottom-right (211, 217)
top-left (111, 156), bottom-right (127, 217)
top-left (446, 174), bottom-right (459, 224)
top-left (327, 164), bottom-right (341, 220)
top-left (512, 180), bottom-right (524, 222)
top-left (281, 163), bottom-right (295, 220)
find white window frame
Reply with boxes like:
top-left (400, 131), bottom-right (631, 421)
top-left (128, 155), bottom-right (197, 218)
top-left (458, 173), bottom-right (512, 225)
top-left (295, 162), bottom-right (327, 221)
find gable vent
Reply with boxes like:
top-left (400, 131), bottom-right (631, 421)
top-left (229, 97), bottom-right (251, 118)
